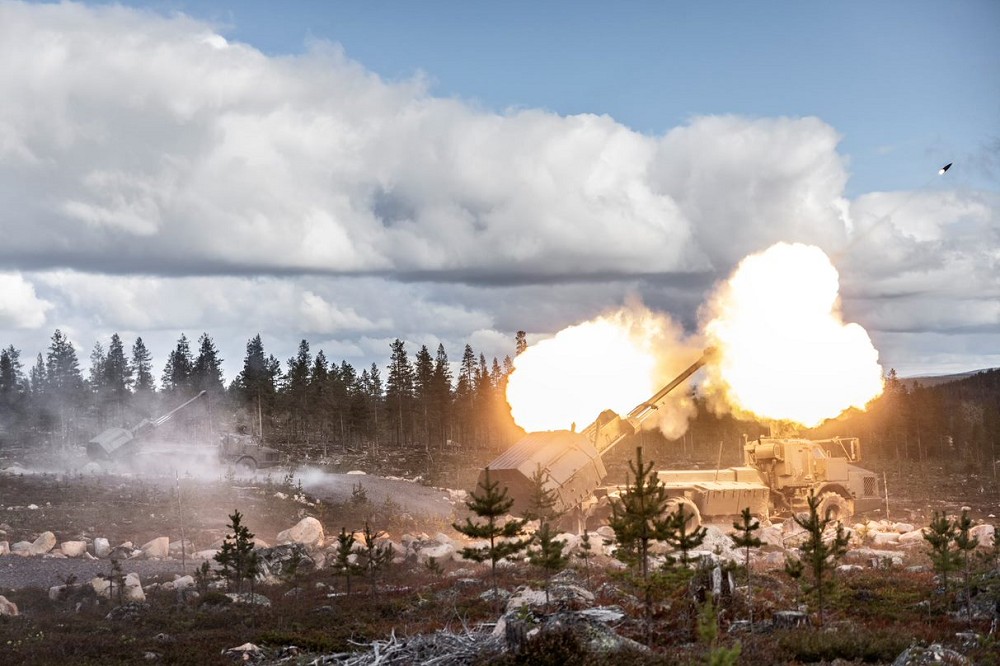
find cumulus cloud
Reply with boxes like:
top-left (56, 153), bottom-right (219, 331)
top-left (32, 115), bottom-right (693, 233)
top-left (0, 1), bottom-right (854, 281)
top-left (0, 273), bottom-right (51, 328)
top-left (0, 1), bottom-right (995, 377)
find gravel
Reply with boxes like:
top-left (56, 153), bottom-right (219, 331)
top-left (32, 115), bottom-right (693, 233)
top-left (0, 556), bottom-right (192, 590)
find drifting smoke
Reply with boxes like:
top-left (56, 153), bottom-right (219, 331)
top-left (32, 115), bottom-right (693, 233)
top-left (506, 242), bottom-right (884, 437)
top-left (505, 303), bottom-right (700, 437)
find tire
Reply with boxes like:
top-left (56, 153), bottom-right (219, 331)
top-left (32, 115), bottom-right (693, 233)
top-left (817, 492), bottom-right (853, 523)
top-left (235, 456), bottom-right (257, 473)
top-left (666, 497), bottom-right (703, 532)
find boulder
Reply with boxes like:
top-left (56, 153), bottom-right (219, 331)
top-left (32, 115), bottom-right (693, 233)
top-left (276, 517), bottom-right (325, 550)
top-left (418, 542), bottom-right (456, 564)
top-left (871, 532), bottom-right (900, 546)
top-left (222, 643), bottom-right (263, 661)
top-left (168, 539), bottom-right (194, 558)
top-left (141, 537), bottom-right (170, 559)
top-left (898, 530), bottom-right (926, 547)
top-left (30, 531), bottom-right (56, 555)
top-left (255, 543), bottom-right (316, 581)
top-left (892, 522), bottom-right (915, 534)
top-left (11, 541), bottom-right (32, 556)
top-left (124, 572), bottom-right (146, 602)
top-left (61, 541), bottom-right (88, 558)
top-left (93, 538), bottom-right (111, 558)
top-left (0, 595), bottom-right (18, 616)
top-left (0, 541), bottom-right (8, 555)
top-left (892, 643), bottom-right (970, 665)
top-left (970, 524), bottom-right (995, 545)
top-left (171, 575), bottom-right (195, 591)
top-left (225, 593), bottom-right (272, 607)
top-left (91, 577), bottom-right (111, 598)
top-left (191, 549), bottom-right (219, 561)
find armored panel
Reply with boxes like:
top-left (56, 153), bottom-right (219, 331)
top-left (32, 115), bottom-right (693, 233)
top-left (481, 430), bottom-right (607, 516)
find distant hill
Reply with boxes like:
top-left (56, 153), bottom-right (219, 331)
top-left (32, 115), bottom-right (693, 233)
top-left (899, 369), bottom-right (995, 389)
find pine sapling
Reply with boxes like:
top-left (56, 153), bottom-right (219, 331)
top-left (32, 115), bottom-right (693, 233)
top-left (793, 491), bottom-right (849, 626)
top-left (529, 520), bottom-right (569, 609)
top-left (360, 520), bottom-right (394, 599)
top-left (730, 507), bottom-right (762, 630)
top-left (576, 528), bottom-right (594, 589)
top-left (924, 511), bottom-right (960, 610)
top-left (453, 467), bottom-right (528, 608)
top-left (332, 527), bottom-right (358, 596)
top-left (953, 509), bottom-right (979, 624)
top-left (524, 463), bottom-right (561, 523)
top-left (664, 502), bottom-right (707, 568)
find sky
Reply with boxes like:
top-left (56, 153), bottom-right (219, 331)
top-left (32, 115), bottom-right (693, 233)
top-left (0, 0), bottom-right (997, 385)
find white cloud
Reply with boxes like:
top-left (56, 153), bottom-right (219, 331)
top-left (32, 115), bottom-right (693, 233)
top-left (0, 272), bottom-right (51, 328)
top-left (0, 1), bottom-right (996, 375)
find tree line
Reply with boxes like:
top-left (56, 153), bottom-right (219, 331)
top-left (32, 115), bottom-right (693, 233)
top-left (0, 329), bottom-right (528, 458)
top-left (0, 327), bottom-right (997, 472)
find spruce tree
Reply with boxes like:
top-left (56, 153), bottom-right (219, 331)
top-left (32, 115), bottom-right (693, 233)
top-left (453, 467), bottom-right (528, 605)
top-left (524, 464), bottom-right (560, 522)
top-left (131, 337), bottom-right (155, 393)
top-left (664, 502), bottom-right (707, 567)
top-left (730, 507), bottom-right (762, 630)
top-left (953, 509), bottom-right (979, 623)
top-left (213, 510), bottom-right (259, 595)
top-left (608, 447), bottom-right (672, 580)
top-left (793, 491), bottom-right (850, 626)
top-left (332, 527), bottom-right (358, 595)
top-left (577, 528), bottom-right (594, 589)
top-left (608, 447), bottom-right (674, 644)
top-left (924, 510), bottom-right (960, 608)
top-left (528, 520), bottom-right (568, 608)
top-left (359, 521), bottom-right (394, 599)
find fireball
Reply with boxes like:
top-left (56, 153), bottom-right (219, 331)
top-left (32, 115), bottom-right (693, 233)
top-left (701, 242), bottom-right (884, 426)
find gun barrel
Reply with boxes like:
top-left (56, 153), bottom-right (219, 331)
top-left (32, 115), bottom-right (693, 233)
top-left (624, 348), bottom-right (714, 426)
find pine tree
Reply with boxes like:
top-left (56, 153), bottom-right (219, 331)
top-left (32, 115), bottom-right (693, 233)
top-left (192, 333), bottom-right (225, 395)
top-left (131, 337), bottom-right (155, 393)
top-left (332, 527), bottom-right (358, 595)
top-left (413, 345), bottom-right (434, 454)
top-left (359, 521), bottom-right (394, 599)
top-left (283, 339), bottom-right (311, 439)
top-left (515, 330), bottom-right (528, 356)
top-left (577, 529), bottom-right (594, 589)
top-left (431, 344), bottom-right (452, 449)
top-left (953, 509), bottom-right (979, 623)
top-left (385, 339), bottom-right (414, 447)
top-left (104, 334), bottom-right (132, 410)
top-left (524, 464), bottom-right (561, 522)
top-left (161, 334), bottom-right (193, 394)
top-left (730, 507), bottom-right (762, 630)
top-left (213, 510), bottom-right (259, 594)
top-left (609, 447), bottom-right (674, 644)
top-left (663, 502), bottom-right (707, 568)
top-left (793, 490), bottom-right (850, 626)
top-left (924, 511), bottom-right (960, 608)
top-left (453, 467), bottom-right (528, 606)
top-left (529, 520), bottom-right (568, 608)
top-left (608, 447), bottom-right (672, 580)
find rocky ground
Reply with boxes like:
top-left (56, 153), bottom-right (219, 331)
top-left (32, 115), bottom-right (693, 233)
top-left (0, 450), bottom-right (998, 664)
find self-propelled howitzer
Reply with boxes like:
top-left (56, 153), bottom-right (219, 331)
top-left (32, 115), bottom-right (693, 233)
top-left (480, 350), bottom-right (714, 518)
top-left (86, 391), bottom-right (208, 461)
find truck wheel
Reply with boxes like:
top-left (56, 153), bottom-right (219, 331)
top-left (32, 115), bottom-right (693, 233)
top-left (666, 497), bottom-right (702, 532)
top-left (235, 456), bottom-right (257, 473)
top-left (817, 492), bottom-right (852, 523)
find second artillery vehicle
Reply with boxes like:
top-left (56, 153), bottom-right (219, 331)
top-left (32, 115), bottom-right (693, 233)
top-left (86, 391), bottom-right (282, 471)
top-left (483, 350), bottom-right (883, 528)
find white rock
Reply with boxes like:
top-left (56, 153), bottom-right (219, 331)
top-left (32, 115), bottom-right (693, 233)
top-left (141, 537), bottom-right (170, 559)
top-left (276, 517), bottom-right (325, 550)
top-left (595, 525), bottom-right (615, 541)
top-left (94, 538), bottom-right (111, 558)
top-left (970, 524), bottom-right (995, 545)
top-left (80, 462), bottom-right (103, 476)
top-left (11, 541), bottom-right (32, 556)
top-left (554, 533), bottom-right (580, 554)
top-left (30, 531), bottom-right (56, 555)
top-left (90, 577), bottom-right (111, 598)
top-left (191, 549), bottom-right (219, 560)
top-left (172, 575), bottom-right (194, 590)
top-left (125, 572), bottom-right (145, 602)
top-left (61, 541), bottom-right (88, 558)
top-left (433, 532), bottom-right (454, 546)
top-left (0, 541), bottom-right (8, 555)
top-left (837, 564), bottom-right (864, 573)
top-left (871, 532), bottom-right (900, 546)
top-left (419, 543), bottom-right (456, 564)
top-left (898, 529), bottom-right (926, 546)
top-left (892, 522), bottom-right (915, 534)
top-left (346, 470), bottom-right (366, 475)
top-left (0, 595), bottom-right (18, 616)
top-left (758, 525), bottom-right (785, 548)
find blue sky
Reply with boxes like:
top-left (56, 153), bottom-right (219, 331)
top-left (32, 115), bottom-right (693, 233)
top-left (0, 0), bottom-right (997, 383)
